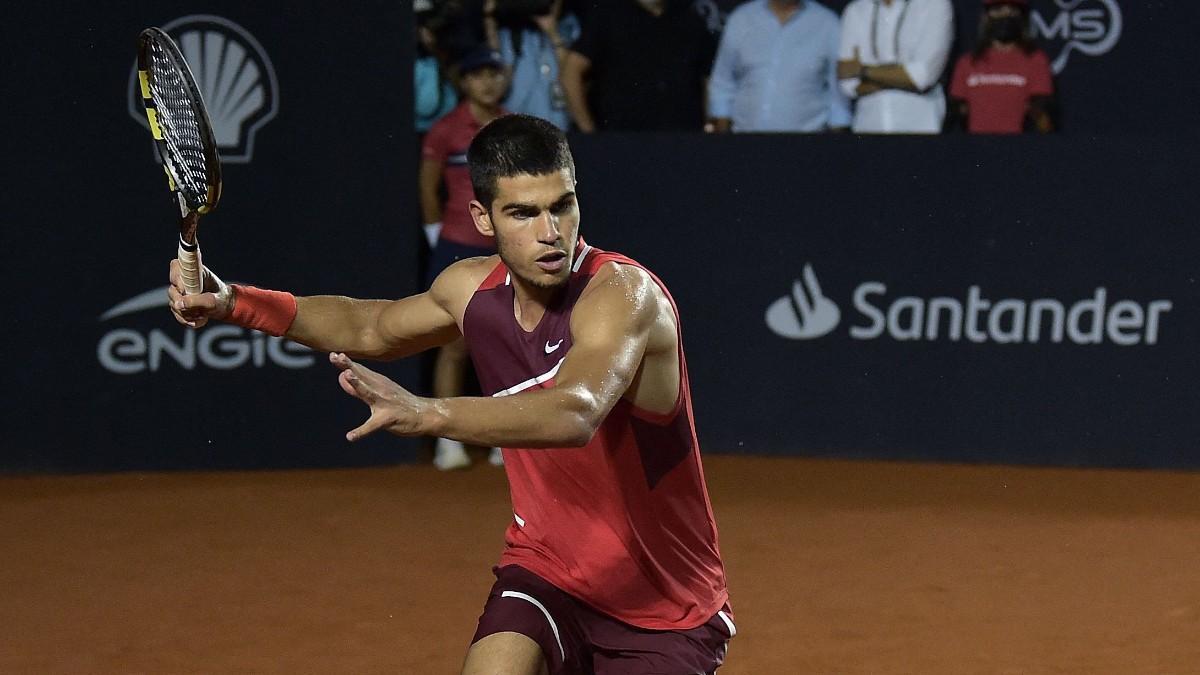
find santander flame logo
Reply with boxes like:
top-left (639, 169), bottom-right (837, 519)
top-left (765, 264), bottom-right (840, 340)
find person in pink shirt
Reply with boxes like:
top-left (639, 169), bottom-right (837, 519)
top-left (949, 0), bottom-right (1055, 134)
top-left (419, 46), bottom-right (509, 469)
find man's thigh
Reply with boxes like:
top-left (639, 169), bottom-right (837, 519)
top-left (462, 632), bottom-right (548, 675)
top-left (469, 566), bottom-right (585, 674)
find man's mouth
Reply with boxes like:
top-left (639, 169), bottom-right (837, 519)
top-left (535, 250), bottom-right (568, 273)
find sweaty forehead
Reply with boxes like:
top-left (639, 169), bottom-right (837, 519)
top-left (494, 170), bottom-right (576, 205)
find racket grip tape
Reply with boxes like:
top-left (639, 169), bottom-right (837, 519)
top-left (177, 235), bottom-right (204, 296)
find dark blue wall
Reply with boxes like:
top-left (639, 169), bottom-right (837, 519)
top-left (567, 133), bottom-right (1199, 468)
top-left (3, 3), bottom-right (419, 471)
top-left (4, 1), bottom-right (1198, 471)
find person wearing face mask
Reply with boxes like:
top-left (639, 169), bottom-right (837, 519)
top-left (949, 0), bottom-right (1055, 134)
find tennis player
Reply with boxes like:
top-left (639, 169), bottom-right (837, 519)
top-left (168, 114), bottom-right (733, 674)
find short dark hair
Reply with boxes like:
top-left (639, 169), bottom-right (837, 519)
top-left (468, 114), bottom-right (575, 210)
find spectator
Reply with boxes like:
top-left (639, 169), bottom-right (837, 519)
top-left (562, 0), bottom-right (717, 132)
top-left (949, 0), bottom-right (1054, 134)
top-left (418, 46), bottom-right (509, 470)
top-left (482, 0), bottom-right (580, 130)
top-left (836, 0), bottom-right (954, 134)
top-left (707, 0), bottom-right (851, 133)
top-left (693, 0), bottom-right (750, 36)
top-left (415, 0), bottom-right (459, 132)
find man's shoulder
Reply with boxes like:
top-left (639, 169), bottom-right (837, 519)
top-left (429, 104), bottom-right (470, 133)
top-left (578, 256), bottom-right (668, 315)
top-left (431, 254), bottom-right (501, 303)
top-left (725, 0), bottom-right (758, 23)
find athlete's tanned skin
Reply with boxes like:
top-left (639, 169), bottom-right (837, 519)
top-left (168, 167), bottom-right (688, 673)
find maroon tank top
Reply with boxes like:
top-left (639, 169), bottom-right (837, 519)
top-left (461, 238), bottom-right (729, 630)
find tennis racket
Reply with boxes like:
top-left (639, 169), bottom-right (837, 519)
top-left (136, 27), bottom-right (223, 296)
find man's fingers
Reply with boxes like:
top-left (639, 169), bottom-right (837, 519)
top-left (346, 411), bottom-right (391, 442)
top-left (329, 352), bottom-right (352, 371)
top-left (330, 352), bottom-right (380, 383)
top-left (338, 368), bottom-right (365, 399)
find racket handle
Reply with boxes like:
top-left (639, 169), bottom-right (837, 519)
top-left (177, 235), bottom-right (204, 296)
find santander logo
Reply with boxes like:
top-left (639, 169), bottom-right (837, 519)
top-left (764, 264), bottom-right (841, 340)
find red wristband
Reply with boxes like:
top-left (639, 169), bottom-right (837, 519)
top-left (228, 285), bottom-right (298, 337)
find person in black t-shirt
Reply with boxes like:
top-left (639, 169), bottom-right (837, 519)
top-left (561, 0), bottom-right (717, 132)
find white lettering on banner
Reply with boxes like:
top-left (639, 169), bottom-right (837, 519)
top-left (1031, 0), bottom-right (1123, 74)
top-left (850, 284), bottom-right (1171, 346)
top-left (967, 74), bottom-right (1028, 88)
top-left (97, 286), bottom-right (315, 374)
top-left (767, 266), bottom-right (1173, 347)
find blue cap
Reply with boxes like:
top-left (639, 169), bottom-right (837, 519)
top-left (459, 46), bottom-right (505, 73)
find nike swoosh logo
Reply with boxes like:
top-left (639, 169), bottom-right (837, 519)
top-left (544, 339), bottom-right (564, 354)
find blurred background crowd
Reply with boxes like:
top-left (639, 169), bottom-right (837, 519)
top-left (415, 0), bottom-right (1056, 138)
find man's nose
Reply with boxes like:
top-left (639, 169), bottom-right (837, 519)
top-left (536, 211), bottom-right (560, 243)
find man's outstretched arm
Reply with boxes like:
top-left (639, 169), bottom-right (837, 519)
top-left (167, 258), bottom-right (477, 361)
top-left (332, 264), bottom-right (664, 447)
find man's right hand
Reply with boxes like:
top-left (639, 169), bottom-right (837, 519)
top-left (167, 259), bottom-right (234, 329)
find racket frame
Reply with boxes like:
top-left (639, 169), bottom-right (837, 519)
top-left (136, 27), bottom-right (223, 296)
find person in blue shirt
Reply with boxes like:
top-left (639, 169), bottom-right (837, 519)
top-left (707, 0), bottom-right (851, 133)
top-left (415, 1), bottom-right (460, 133)
top-left (482, 0), bottom-right (580, 131)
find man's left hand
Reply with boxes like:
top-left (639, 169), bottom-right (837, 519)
top-left (837, 46), bottom-right (864, 80)
top-left (330, 352), bottom-right (427, 441)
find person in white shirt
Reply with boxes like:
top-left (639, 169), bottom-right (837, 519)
top-left (836, 0), bottom-right (954, 134)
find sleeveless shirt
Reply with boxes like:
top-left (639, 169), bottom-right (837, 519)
top-left (461, 238), bottom-right (729, 630)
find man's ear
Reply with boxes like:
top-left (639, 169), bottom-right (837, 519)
top-left (469, 200), bottom-right (496, 238)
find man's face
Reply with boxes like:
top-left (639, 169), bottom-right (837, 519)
top-left (461, 66), bottom-right (508, 107)
top-left (476, 169), bottom-right (580, 291)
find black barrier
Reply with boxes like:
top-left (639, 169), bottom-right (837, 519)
top-left (566, 133), bottom-right (1200, 469)
top-left (4, 3), bottom-right (418, 471)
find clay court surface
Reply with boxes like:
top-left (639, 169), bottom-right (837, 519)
top-left (2, 455), bottom-right (1198, 674)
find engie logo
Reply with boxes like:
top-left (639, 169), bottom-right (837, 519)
top-left (97, 287), bottom-right (314, 374)
top-left (127, 15), bottom-right (279, 163)
top-left (1031, 0), bottom-right (1122, 74)
top-left (766, 264), bottom-right (1173, 347)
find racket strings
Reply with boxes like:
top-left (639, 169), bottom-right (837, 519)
top-left (147, 41), bottom-right (211, 209)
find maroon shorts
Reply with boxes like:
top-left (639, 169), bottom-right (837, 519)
top-left (471, 565), bottom-right (735, 674)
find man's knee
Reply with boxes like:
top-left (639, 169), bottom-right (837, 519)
top-left (461, 631), bottom-right (548, 675)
